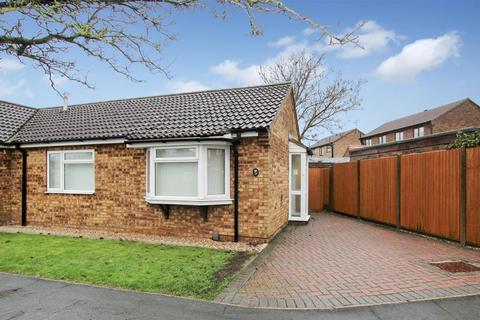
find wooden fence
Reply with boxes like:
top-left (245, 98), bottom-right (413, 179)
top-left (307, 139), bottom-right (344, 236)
top-left (308, 147), bottom-right (480, 247)
top-left (308, 167), bottom-right (330, 212)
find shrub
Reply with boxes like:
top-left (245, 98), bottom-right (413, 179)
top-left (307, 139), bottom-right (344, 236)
top-left (449, 130), bottom-right (480, 149)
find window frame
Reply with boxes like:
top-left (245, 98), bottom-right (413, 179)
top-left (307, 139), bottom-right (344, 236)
top-left (146, 143), bottom-right (231, 205)
top-left (365, 139), bottom-right (372, 146)
top-left (379, 135), bottom-right (387, 144)
top-left (46, 150), bottom-right (95, 194)
top-left (395, 132), bottom-right (404, 141)
top-left (414, 126), bottom-right (425, 138)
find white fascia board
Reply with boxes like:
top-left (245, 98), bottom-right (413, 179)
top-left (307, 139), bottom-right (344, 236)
top-left (19, 139), bottom-right (125, 149)
top-left (127, 140), bottom-right (232, 148)
top-left (0, 144), bottom-right (15, 149)
top-left (289, 141), bottom-right (307, 153)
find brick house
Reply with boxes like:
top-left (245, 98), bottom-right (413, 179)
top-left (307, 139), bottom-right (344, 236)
top-left (351, 98), bottom-right (480, 160)
top-left (0, 83), bottom-right (310, 243)
top-left (310, 129), bottom-right (363, 158)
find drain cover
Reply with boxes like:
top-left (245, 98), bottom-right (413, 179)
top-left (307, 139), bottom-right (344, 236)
top-left (431, 261), bottom-right (480, 273)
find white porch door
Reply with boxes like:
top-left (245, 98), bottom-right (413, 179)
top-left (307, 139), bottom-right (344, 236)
top-left (289, 150), bottom-right (309, 222)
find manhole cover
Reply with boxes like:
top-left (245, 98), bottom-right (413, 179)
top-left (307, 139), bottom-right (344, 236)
top-left (430, 261), bottom-right (480, 273)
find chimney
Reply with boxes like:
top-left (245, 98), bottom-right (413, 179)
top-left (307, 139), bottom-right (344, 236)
top-left (63, 92), bottom-right (69, 111)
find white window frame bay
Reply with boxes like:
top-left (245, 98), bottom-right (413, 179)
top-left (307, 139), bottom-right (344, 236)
top-left (145, 142), bottom-right (231, 206)
top-left (47, 149), bottom-right (95, 194)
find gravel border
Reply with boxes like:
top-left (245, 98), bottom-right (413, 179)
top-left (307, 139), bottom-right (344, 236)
top-left (0, 226), bottom-right (267, 253)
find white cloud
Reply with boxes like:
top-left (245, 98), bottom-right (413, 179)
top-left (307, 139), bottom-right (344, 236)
top-left (376, 32), bottom-right (460, 81)
top-left (210, 21), bottom-right (395, 87)
top-left (0, 59), bottom-right (25, 72)
top-left (167, 80), bottom-right (210, 93)
top-left (210, 60), bottom-right (262, 86)
top-left (268, 36), bottom-right (296, 48)
top-left (334, 20), bottom-right (398, 59)
top-left (0, 79), bottom-right (26, 97)
top-left (303, 28), bottom-right (317, 37)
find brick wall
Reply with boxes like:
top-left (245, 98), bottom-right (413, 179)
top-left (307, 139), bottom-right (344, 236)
top-left (0, 149), bottom-right (22, 225)
top-left (432, 100), bottom-right (480, 133)
top-left (2, 95), bottom-right (298, 243)
top-left (266, 92), bottom-right (299, 238)
top-left (0, 149), bottom-right (11, 224)
top-left (332, 130), bottom-right (362, 157)
top-left (313, 130), bottom-right (362, 158)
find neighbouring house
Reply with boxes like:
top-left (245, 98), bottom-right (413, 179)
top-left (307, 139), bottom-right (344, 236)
top-left (0, 83), bottom-right (310, 243)
top-left (310, 129), bottom-right (363, 160)
top-left (351, 98), bottom-right (480, 160)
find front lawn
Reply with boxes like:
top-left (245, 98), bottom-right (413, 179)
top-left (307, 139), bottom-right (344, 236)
top-left (0, 232), bottom-right (246, 300)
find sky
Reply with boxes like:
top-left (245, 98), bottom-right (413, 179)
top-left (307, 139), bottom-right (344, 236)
top-left (0, 0), bottom-right (479, 140)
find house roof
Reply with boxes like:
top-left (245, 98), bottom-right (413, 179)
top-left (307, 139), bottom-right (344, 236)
top-left (363, 98), bottom-right (474, 138)
top-left (310, 129), bottom-right (362, 149)
top-left (0, 101), bottom-right (36, 144)
top-left (5, 82), bottom-right (291, 144)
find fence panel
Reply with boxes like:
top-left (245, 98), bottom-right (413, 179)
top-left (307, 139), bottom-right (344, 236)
top-left (467, 147), bottom-right (480, 246)
top-left (308, 167), bottom-right (330, 212)
top-left (360, 157), bottom-right (398, 226)
top-left (400, 149), bottom-right (461, 241)
top-left (332, 162), bottom-right (358, 216)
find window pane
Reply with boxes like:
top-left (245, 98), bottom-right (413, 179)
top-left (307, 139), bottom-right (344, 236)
top-left (291, 154), bottom-right (301, 191)
top-left (156, 148), bottom-right (196, 158)
top-left (208, 149), bottom-right (226, 195)
top-left (291, 195), bottom-right (301, 217)
top-left (65, 152), bottom-right (93, 161)
top-left (48, 153), bottom-right (61, 189)
top-left (64, 163), bottom-right (94, 191)
top-left (155, 162), bottom-right (198, 196)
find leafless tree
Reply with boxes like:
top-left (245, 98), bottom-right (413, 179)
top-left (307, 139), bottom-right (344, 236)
top-left (0, 0), bottom-right (359, 95)
top-left (259, 50), bottom-right (363, 142)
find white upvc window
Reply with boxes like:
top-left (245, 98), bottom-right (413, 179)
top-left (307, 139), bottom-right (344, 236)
top-left (365, 139), bottom-right (372, 146)
top-left (47, 150), bottom-right (95, 194)
top-left (379, 135), bottom-right (387, 144)
top-left (145, 143), bottom-right (231, 205)
top-left (414, 126), bottom-right (425, 138)
top-left (395, 131), bottom-right (404, 141)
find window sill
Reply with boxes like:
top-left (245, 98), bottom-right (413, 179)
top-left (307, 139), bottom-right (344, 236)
top-left (45, 191), bottom-right (95, 195)
top-left (145, 196), bottom-right (233, 206)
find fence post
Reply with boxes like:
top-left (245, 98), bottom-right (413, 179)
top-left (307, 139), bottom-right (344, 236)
top-left (460, 148), bottom-right (467, 246)
top-left (396, 155), bottom-right (401, 230)
top-left (328, 164), bottom-right (334, 212)
top-left (357, 160), bottom-right (361, 219)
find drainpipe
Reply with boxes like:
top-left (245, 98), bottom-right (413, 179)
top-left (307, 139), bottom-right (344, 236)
top-left (20, 148), bottom-right (27, 226)
top-left (232, 133), bottom-right (241, 242)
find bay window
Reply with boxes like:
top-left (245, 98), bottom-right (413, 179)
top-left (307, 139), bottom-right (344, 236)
top-left (146, 143), bottom-right (231, 205)
top-left (47, 150), bottom-right (95, 194)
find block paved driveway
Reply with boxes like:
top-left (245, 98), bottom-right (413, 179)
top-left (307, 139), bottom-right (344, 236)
top-left (217, 212), bottom-right (480, 309)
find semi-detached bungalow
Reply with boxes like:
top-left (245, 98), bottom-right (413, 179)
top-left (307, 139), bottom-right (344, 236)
top-left (0, 83), bottom-right (310, 243)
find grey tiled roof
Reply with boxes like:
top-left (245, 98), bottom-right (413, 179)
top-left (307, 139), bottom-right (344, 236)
top-left (363, 98), bottom-right (474, 138)
top-left (7, 83), bottom-right (291, 144)
top-left (0, 101), bottom-right (36, 143)
top-left (311, 129), bottom-right (363, 149)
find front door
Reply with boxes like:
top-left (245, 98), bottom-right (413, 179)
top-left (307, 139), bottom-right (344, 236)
top-left (289, 150), bottom-right (309, 221)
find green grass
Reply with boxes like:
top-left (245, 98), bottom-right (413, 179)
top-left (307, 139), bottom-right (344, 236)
top-left (0, 232), bottom-right (244, 300)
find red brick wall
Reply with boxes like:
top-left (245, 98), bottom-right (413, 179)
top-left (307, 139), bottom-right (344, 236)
top-left (432, 100), bottom-right (480, 133)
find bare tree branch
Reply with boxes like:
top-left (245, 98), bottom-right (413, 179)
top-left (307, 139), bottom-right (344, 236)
top-left (260, 50), bottom-right (364, 142)
top-left (0, 0), bottom-right (360, 95)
